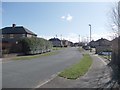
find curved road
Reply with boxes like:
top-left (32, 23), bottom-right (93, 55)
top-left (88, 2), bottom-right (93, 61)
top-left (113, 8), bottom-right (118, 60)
top-left (2, 47), bottom-right (82, 88)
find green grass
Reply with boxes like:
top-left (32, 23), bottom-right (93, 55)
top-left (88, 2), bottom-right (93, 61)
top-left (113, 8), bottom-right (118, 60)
top-left (13, 51), bottom-right (57, 60)
top-left (59, 54), bottom-right (93, 80)
top-left (52, 47), bottom-right (66, 50)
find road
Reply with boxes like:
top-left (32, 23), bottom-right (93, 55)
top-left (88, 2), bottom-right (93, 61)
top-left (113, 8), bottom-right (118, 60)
top-left (40, 53), bottom-right (112, 88)
top-left (2, 47), bottom-right (82, 88)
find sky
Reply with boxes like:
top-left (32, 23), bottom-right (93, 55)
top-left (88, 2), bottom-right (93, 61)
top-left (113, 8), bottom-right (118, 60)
top-left (1, 2), bottom-right (116, 43)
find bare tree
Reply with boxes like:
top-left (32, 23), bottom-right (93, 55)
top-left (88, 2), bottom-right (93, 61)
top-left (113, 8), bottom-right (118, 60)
top-left (111, 2), bottom-right (120, 38)
top-left (110, 2), bottom-right (120, 85)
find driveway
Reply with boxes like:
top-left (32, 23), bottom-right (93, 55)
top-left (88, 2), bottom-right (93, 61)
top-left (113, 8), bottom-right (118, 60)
top-left (2, 47), bottom-right (82, 88)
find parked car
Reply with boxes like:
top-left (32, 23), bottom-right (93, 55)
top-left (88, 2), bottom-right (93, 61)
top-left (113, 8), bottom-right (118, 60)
top-left (98, 51), bottom-right (112, 55)
top-left (82, 46), bottom-right (91, 50)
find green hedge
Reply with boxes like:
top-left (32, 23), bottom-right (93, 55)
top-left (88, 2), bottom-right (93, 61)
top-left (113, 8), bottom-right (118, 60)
top-left (19, 37), bottom-right (53, 54)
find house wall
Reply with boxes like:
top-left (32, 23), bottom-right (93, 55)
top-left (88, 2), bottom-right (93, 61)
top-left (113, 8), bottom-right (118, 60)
top-left (50, 40), bottom-right (61, 47)
top-left (3, 34), bottom-right (24, 40)
top-left (2, 42), bottom-right (22, 54)
top-left (2, 33), bottom-right (36, 54)
top-left (3, 33), bottom-right (36, 40)
top-left (95, 46), bottom-right (111, 54)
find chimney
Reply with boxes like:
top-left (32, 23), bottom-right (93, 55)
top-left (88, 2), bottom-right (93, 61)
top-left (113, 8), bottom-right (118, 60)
top-left (12, 24), bottom-right (16, 28)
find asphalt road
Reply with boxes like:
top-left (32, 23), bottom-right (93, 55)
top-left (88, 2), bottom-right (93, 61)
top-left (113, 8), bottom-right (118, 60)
top-left (2, 47), bottom-right (82, 88)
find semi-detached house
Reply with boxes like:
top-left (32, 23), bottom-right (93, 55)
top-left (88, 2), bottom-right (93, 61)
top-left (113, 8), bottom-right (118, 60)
top-left (1, 24), bottom-right (37, 53)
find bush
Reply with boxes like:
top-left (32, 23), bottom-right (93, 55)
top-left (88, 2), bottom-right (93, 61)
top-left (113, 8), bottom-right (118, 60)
top-left (19, 37), bottom-right (53, 54)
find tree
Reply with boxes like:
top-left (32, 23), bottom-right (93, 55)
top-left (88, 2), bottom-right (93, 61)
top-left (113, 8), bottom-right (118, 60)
top-left (111, 2), bottom-right (120, 38)
top-left (110, 1), bottom-right (120, 85)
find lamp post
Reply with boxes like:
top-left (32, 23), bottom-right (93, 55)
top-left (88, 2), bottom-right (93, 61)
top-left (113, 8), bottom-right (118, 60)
top-left (55, 35), bottom-right (57, 50)
top-left (89, 24), bottom-right (92, 52)
top-left (79, 35), bottom-right (80, 47)
top-left (61, 34), bottom-right (63, 48)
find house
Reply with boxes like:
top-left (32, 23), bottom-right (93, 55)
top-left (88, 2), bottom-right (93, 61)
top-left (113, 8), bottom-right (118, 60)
top-left (95, 38), bottom-right (111, 46)
top-left (1, 24), bottom-right (37, 53)
top-left (49, 38), bottom-right (62, 47)
top-left (89, 40), bottom-right (97, 48)
top-left (89, 38), bottom-right (112, 54)
top-left (62, 40), bottom-right (69, 47)
top-left (68, 41), bottom-right (74, 47)
top-left (74, 43), bottom-right (79, 47)
top-left (90, 38), bottom-right (111, 48)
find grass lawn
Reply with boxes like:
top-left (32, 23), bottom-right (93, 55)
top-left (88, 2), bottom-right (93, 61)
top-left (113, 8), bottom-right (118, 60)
top-left (13, 51), bottom-right (57, 60)
top-left (59, 54), bottom-right (93, 80)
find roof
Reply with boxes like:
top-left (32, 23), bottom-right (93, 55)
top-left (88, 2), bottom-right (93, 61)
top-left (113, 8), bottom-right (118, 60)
top-left (1, 26), bottom-right (37, 36)
top-left (96, 38), bottom-right (110, 42)
top-left (49, 38), bottom-right (61, 41)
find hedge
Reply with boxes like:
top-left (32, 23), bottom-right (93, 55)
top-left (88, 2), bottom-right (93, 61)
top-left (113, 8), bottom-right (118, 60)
top-left (18, 37), bottom-right (53, 54)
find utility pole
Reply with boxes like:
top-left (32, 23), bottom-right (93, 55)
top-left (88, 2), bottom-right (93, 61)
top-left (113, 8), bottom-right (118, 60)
top-left (89, 24), bottom-right (92, 52)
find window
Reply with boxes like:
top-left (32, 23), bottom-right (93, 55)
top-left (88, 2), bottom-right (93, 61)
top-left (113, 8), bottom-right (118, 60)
top-left (10, 34), bottom-right (14, 38)
top-left (22, 34), bottom-right (26, 37)
top-left (27, 34), bottom-right (32, 37)
top-left (1, 35), bottom-right (4, 38)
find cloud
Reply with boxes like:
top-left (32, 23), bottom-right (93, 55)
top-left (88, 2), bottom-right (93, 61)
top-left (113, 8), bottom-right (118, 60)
top-left (61, 16), bottom-right (65, 19)
top-left (66, 14), bottom-right (73, 22)
top-left (61, 14), bottom-right (73, 22)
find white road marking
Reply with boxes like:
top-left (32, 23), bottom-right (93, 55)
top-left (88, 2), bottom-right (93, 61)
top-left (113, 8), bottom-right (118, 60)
top-left (35, 72), bottom-right (60, 88)
top-left (0, 58), bottom-right (14, 63)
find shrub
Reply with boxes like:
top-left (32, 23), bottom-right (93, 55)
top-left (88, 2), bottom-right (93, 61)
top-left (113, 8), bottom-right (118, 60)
top-left (19, 37), bottom-right (53, 54)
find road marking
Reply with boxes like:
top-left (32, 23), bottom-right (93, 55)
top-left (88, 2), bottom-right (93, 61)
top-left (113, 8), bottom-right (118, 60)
top-left (1, 60), bottom-right (13, 64)
top-left (34, 72), bottom-right (60, 88)
top-left (0, 58), bottom-right (15, 63)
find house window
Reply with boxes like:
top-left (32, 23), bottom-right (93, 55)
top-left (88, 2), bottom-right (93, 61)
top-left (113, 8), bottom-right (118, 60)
top-left (22, 34), bottom-right (26, 37)
top-left (10, 34), bottom-right (14, 38)
top-left (1, 35), bottom-right (4, 38)
top-left (27, 34), bottom-right (32, 37)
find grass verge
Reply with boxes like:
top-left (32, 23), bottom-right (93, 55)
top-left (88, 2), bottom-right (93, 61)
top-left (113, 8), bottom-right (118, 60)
top-left (13, 51), bottom-right (57, 60)
top-left (52, 47), bottom-right (66, 50)
top-left (59, 54), bottom-right (92, 80)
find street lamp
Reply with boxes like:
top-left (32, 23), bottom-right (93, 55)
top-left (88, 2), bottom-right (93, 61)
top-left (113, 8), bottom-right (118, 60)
top-left (79, 35), bottom-right (80, 47)
top-left (89, 24), bottom-right (92, 52)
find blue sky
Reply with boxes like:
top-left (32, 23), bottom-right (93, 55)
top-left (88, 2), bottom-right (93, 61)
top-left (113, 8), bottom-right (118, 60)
top-left (2, 2), bottom-right (114, 42)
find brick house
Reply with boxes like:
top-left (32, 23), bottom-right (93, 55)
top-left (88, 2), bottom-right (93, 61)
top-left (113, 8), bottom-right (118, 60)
top-left (1, 24), bottom-right (37, 53)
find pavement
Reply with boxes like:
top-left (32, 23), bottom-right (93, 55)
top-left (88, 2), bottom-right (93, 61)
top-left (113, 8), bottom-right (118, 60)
top-left (40, 52), bottom-right (112, 88)
top-left (2, 47), bottom-right (83, 88)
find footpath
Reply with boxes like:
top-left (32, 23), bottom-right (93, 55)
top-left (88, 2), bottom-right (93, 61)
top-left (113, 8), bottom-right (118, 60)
top-left (40, 53), bottom-right (113, 88)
